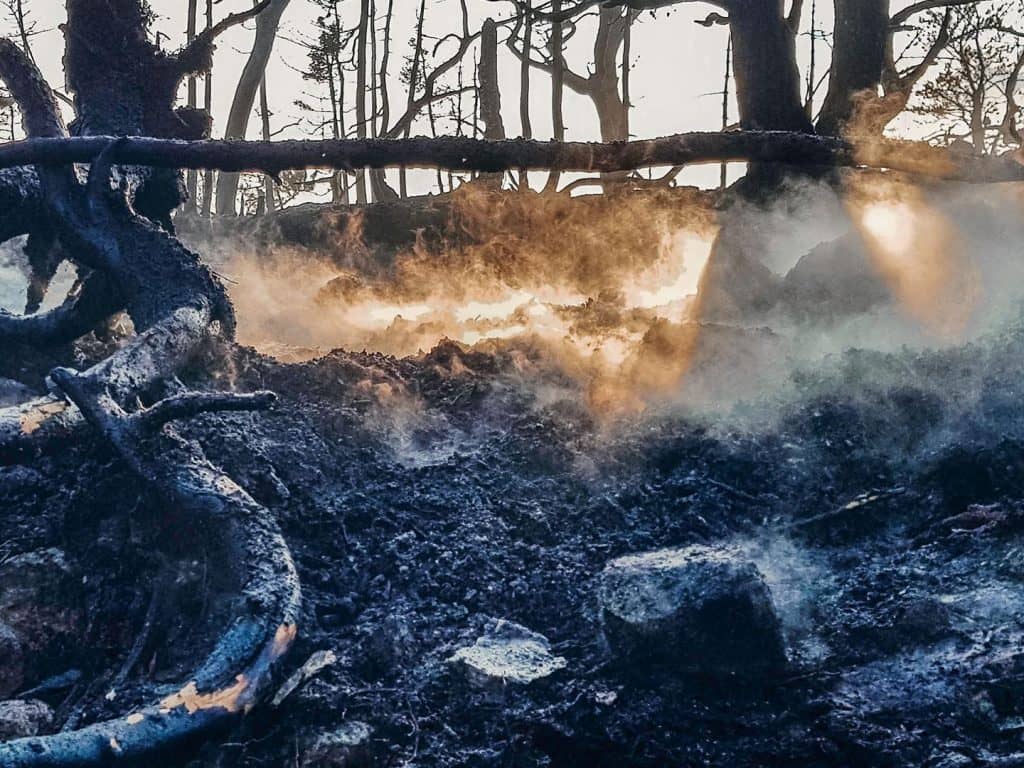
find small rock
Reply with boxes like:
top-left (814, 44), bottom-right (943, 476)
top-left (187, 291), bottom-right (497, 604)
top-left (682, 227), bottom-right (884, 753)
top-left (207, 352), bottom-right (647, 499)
top-left (300, 720), bottom-right (373, 767)
top-left (598, 545), bottom-right (787, 675)
top-left (594, 690), bottom-right (618, 706)
top-left (928, 752), bottom-right (975, 768)
top-left (448, 620), bottom-right (567, 686)
top-left (0, 622), bottom-right (24, 697)
top-left (0, 699), bottom-right (53, 740)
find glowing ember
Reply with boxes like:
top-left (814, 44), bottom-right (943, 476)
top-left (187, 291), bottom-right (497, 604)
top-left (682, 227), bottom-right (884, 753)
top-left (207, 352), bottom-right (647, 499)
top-left (622, 232), bottom-right (712, 313)
top-left (226, 225), bottom-right (714, 375)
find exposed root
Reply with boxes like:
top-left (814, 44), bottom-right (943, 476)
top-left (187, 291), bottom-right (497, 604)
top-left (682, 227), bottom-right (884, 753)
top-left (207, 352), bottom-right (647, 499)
top-left (0, 361), bottom-right (300, 767)
top-left (0, 31), bottom-right (303, 766)
top-left (0, 305), bottom-right (214, 456)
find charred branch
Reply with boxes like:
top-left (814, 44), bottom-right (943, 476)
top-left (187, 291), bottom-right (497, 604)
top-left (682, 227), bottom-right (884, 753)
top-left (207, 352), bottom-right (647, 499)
top-left (174, 0), bottom-right (275, 77)
top-left (132, 390), bottom-right (277, 432)
top-left (0, 132), bottom-right (1022, 183)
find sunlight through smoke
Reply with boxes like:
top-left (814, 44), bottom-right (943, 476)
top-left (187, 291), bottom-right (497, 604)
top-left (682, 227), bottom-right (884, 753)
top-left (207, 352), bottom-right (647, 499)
top-left (854, 186), bottom-right (981, 340)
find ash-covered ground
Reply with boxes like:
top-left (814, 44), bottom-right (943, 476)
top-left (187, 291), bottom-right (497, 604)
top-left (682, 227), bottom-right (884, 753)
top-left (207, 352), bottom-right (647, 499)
top-left (3, 182), bottom-right (1024, 767)
top-left (5, 325), bottom-right (1024, 767)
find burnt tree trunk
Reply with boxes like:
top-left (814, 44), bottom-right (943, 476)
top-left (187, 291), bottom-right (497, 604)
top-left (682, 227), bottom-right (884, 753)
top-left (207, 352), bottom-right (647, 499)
top-left (698, 0), bottom-right (811, 326)
top-left (400, 0), bottom-right (427, 198)
top-left (478, 18), bottom-right (506, 189)
top-left (186, 0), bottom-right (200, 209)
top-left (201, 0), bottom-right (215, 216)
top-left (519, 0), bottom-right (533, 189)
top-left (546, 0), bottom-right (566, 192)
top-left (816, 0), bottom-right (889, 136)
top-left (728, 0), bottom-right (811, 133)
top-left (369, 0), bottom-right (398, 202)
top-left (354, 0), bottom-right (370, 204)
top-left (64, 0), bottom-right (210, 225)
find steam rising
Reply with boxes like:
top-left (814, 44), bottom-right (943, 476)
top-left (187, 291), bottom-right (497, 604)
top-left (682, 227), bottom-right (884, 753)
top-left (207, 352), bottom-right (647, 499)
top-left (201, 179), bottom-right (1024, 416)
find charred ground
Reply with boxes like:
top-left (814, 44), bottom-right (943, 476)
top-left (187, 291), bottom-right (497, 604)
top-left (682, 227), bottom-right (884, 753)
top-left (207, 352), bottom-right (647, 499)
top-left (5, 304), bottom-right (1024, 766)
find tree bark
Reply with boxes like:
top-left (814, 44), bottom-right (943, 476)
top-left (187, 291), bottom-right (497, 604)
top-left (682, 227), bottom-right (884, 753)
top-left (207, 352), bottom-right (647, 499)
top-left (214, 0), bottom-right (291, 215)
top-left (816, 0), bottom-right (889, 136)
top-left (369, 0), bottom-right (396, 201)
top-left (479, 19), bottom-right (507, 141)
top-left (354, 0), bottom-right (370, 204)
top-left (201, 0), bottom-right (215, 216)
top-left (400, 0), bottom-right (427, 198)
top-left (520, 0), bottom-right (534, 141)
top-left (546, 0), bottom-right (566, 192)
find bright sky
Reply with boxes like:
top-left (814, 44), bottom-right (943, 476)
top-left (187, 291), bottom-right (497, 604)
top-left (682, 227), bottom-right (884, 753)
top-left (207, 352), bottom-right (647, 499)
top-left (5, 1), bottom-right (1022, 193)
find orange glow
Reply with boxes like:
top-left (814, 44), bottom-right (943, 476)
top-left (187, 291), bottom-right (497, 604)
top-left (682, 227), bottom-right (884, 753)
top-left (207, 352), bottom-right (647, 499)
top-left (271, 623), bottom-right (298, 657)
top-left (853, 185), bottom-right (980, 339)
top-left (160, 676), bottom-right (250, 715)
top-left (224, 188), bottom-right (718, 410)
top-left (19, 399), bottom-right (68, 435)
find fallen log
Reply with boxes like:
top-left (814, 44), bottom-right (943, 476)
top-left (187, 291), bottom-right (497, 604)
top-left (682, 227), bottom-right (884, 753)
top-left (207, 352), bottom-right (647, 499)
top-left (0, 132), bottom-right (1021, 183)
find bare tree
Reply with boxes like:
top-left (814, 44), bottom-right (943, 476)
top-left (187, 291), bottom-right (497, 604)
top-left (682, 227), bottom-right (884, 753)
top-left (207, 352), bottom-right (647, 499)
top-left (400, 0), bottom-right (427, 198)
top-left (354, 0), bottom-right (370, 203)
top-left (816, 0), bottom-right (986, 136)
top-left (369, 0), bottom-right (399, 201)
top-left (215, 0), bottom-right (291, 215)
top-left (911, 4), bottom-right (1023, 154)
top-left (547, 0), bottom-right (566, 191)
top-left (258, 68), bottom-right (275, 211)
top-left (308, 0), bottom-right (352, 203)
top-left (509, 4), bottom-right (637, 143)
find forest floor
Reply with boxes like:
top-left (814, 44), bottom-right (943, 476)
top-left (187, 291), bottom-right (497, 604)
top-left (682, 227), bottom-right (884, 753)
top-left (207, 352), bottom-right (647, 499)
top-left (5, 309), bottom-right (1024, 767)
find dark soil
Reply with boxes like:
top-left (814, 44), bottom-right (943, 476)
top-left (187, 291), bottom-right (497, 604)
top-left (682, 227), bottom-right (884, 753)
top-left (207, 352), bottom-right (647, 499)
top-left (5, 316), bottom-right (1024, 767)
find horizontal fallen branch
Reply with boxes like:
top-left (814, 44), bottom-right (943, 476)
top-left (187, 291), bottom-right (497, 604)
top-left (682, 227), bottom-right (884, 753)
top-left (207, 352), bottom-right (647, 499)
top-left (0, 132), bottom-right (1021, 183)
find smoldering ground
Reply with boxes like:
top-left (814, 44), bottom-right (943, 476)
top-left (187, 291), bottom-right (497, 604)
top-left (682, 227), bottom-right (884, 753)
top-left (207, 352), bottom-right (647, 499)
top-left (5, 177), bottom-right (1024, 766)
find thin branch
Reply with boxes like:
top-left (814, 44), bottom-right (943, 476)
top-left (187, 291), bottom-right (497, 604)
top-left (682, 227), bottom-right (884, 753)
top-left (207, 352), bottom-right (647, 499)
top-left (174, 0), bottom-right (275, 76)
top-left (890, 0), bottom-right (981, 28)
top-left (898, 7), bottom-right (953, 89)
top-left (132, 390), bottom-right (277, 432)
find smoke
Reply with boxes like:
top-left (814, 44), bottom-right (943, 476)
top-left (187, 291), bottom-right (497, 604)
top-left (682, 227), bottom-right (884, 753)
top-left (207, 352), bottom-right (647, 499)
top-left (186, 177), bottom-right (1024, 424)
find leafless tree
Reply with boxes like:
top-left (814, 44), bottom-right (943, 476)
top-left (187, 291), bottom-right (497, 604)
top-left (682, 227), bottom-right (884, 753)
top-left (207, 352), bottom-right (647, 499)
top-left (910, 4), bottom-right (1023, 154)
top-left (215, 0), bottom-right (291, 215)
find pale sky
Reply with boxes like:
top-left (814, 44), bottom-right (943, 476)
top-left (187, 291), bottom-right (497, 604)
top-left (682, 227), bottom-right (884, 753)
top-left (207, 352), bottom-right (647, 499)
top-left (4, 1), bottom-right (1021, 194)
